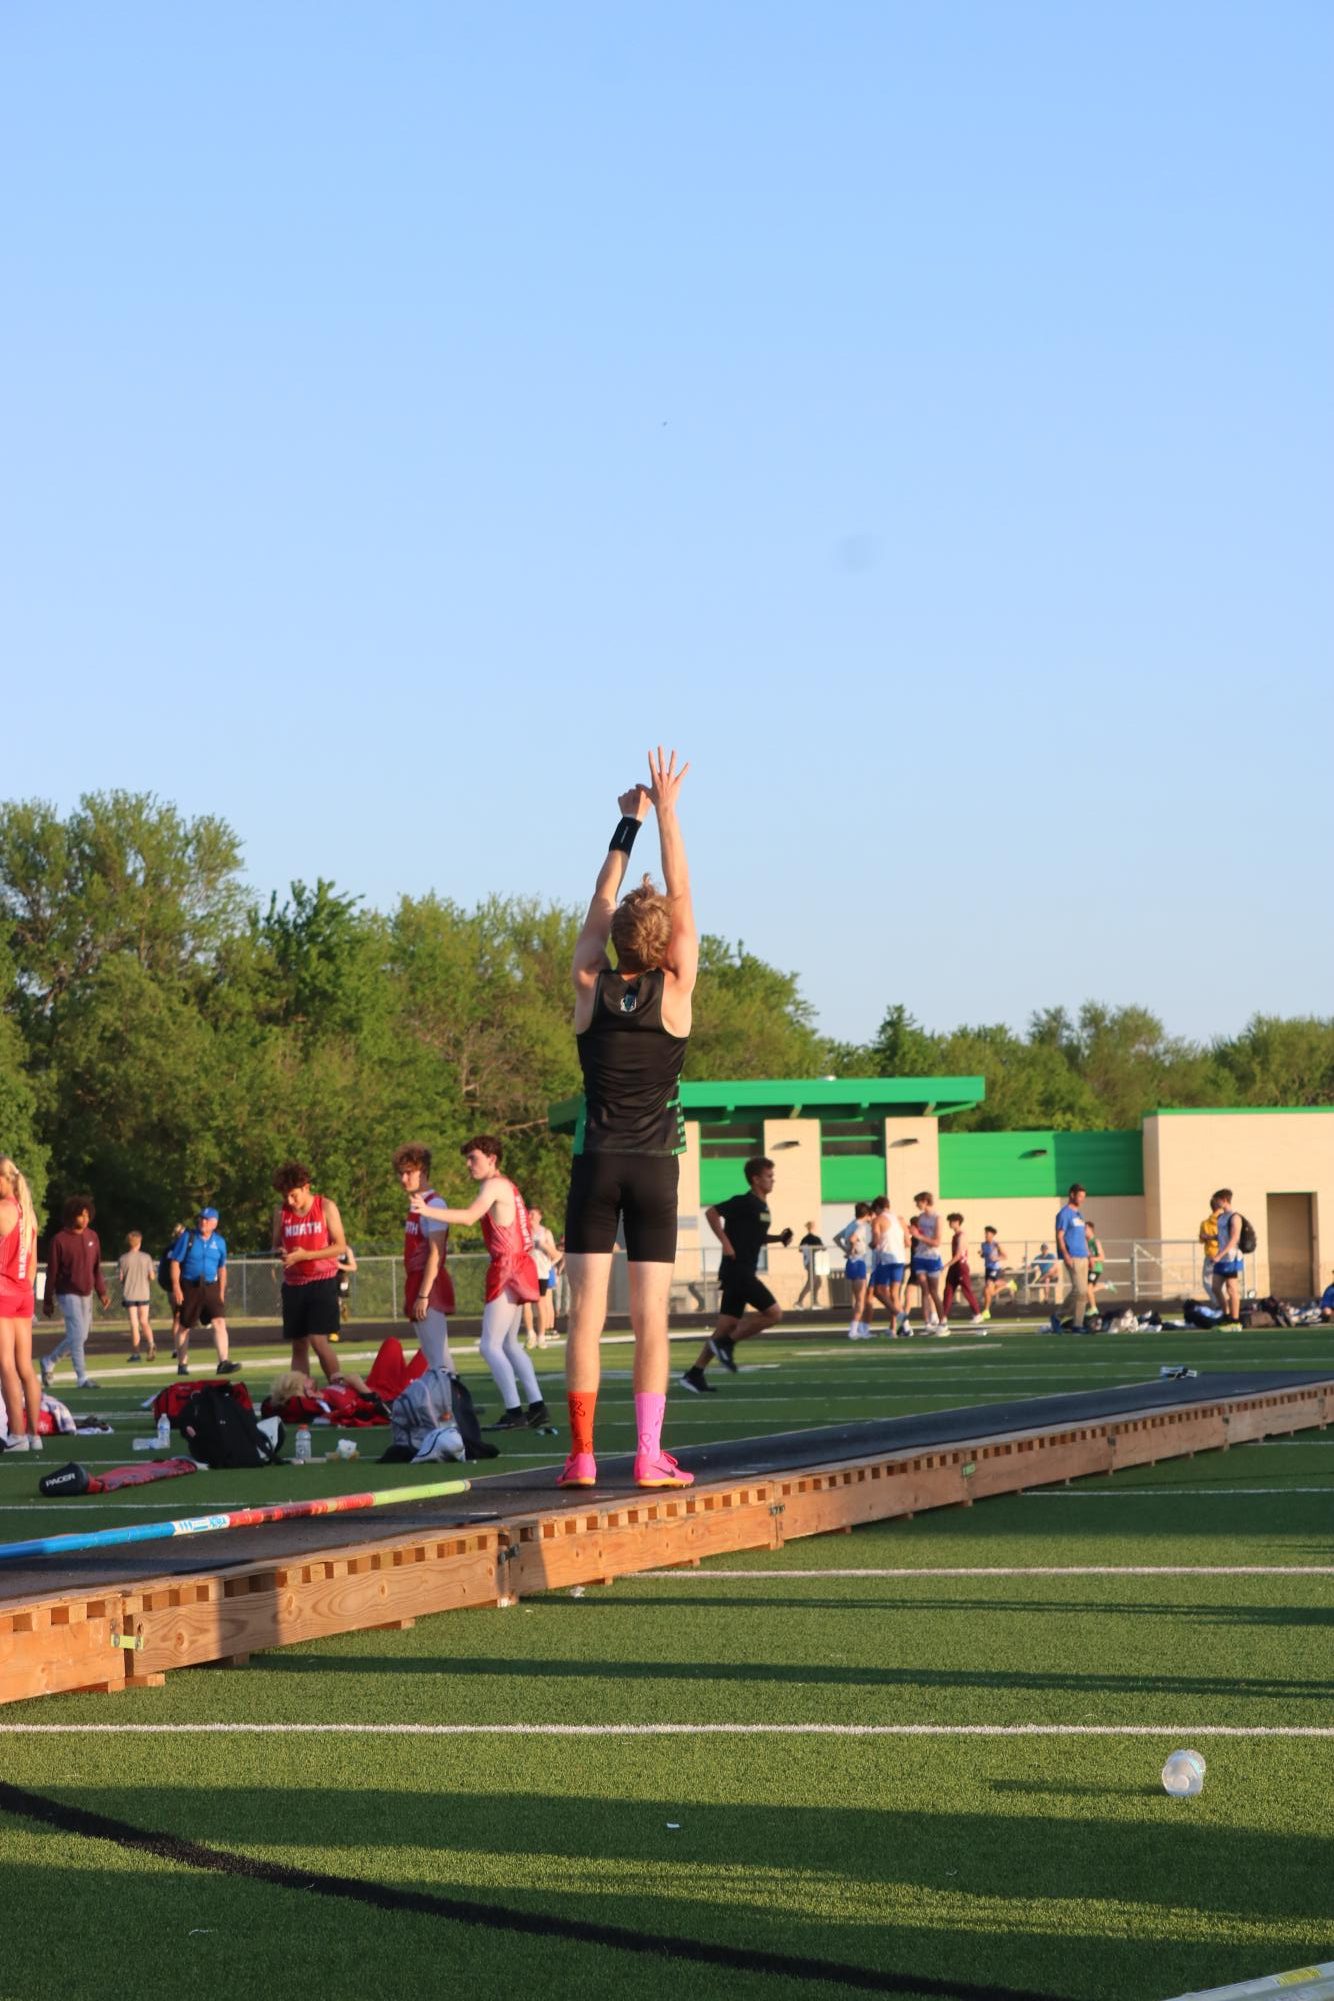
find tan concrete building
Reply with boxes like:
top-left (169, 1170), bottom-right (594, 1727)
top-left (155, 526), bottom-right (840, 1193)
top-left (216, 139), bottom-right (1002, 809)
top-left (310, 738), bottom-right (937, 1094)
top-left (550, 1080), bottom-right (1332, 1304)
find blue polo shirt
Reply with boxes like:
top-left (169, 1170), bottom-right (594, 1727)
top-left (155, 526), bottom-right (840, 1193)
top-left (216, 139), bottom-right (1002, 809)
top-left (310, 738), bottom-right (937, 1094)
top-left (169, 1229), bottom-right (227, 1283)
top-left (1321, 1285), bottom-right (1334, 1311)
top-left (1055, 1204), bottom-right (1088, 1259)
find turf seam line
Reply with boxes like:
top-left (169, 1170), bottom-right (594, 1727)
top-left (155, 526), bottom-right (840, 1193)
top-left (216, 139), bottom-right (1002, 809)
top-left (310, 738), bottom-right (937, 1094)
top-left (5, 1724), bottom-right (1334, 1737)
top-left (0, 1779), bottom-right (1064, 2001)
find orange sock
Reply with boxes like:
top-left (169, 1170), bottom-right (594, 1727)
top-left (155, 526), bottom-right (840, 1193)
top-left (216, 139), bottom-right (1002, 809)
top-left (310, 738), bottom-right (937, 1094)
top-left (567, 1390), bottom-right (597, 1456)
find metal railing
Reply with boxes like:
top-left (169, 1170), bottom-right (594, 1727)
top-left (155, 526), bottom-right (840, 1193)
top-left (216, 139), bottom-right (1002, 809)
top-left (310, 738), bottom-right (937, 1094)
top-left (49, 1237), bottom-right (1260, 1326)
top-left (796, 1239), bottom-right (1259, 1313)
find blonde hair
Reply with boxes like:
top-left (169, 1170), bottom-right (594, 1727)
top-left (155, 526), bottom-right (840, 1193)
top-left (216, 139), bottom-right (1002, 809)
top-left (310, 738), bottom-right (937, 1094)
top-left (609, 875), bottom-right (672, 973)
top-left (0, 1158), bottom-right (37, 1266)
top-left (269, 1369), bottom-right (313, 1405)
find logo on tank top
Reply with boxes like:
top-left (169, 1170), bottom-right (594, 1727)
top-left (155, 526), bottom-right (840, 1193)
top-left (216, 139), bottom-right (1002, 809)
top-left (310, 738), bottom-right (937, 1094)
top-left (620, 985), bottom-right (640, 1014)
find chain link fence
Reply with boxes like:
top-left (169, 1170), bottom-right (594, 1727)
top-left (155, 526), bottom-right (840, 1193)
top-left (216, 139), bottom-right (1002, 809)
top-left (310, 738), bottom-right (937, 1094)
top-left (49, 1237), bottom-right (1260, 1326)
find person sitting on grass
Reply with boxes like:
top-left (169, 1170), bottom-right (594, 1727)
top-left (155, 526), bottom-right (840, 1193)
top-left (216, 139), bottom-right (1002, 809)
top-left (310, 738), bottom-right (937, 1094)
top-left (1320, 1271), bottom-right (1334, 1324)
top-left (264, 1366), bottom-right (382, 1426)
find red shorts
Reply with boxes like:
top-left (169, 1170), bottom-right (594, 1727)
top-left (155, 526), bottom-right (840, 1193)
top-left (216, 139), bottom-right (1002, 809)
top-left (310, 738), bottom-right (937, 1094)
top-left (0, 1278), bottom-right (35, 1318)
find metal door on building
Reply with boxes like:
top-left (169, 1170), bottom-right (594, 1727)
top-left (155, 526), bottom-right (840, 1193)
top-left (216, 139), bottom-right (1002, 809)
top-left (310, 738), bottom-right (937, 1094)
top-left (1265, 1193), bottom-right (1315, 1297)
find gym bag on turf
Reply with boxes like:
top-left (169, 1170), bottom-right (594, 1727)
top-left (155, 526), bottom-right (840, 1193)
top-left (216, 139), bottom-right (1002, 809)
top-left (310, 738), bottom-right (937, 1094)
top-left (152, 1377), bottom-right (254, 1424)
top-left (179, 1385), bottom-right (282, 1469)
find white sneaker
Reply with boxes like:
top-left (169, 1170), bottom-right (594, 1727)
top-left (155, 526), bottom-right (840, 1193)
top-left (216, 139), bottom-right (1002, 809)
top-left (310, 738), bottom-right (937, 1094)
top-left (970, 1315), bottom-right (986, 1327)
top-left (30, 1433), bottom-right (43, 1451)
top-left (4, 1435), bottom-right (30, 1452)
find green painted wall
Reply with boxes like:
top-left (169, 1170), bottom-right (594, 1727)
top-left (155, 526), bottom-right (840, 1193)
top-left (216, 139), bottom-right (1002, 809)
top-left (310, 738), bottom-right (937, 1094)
top-left (819, 1155), bottom-right (888, 1204)
top-left (699, 1128), bottom-right (1143, 1206)
top-left (700, 1158), bottom-right (756, 1205)
top-left (937, 1130), bottom-right (1144, 1198)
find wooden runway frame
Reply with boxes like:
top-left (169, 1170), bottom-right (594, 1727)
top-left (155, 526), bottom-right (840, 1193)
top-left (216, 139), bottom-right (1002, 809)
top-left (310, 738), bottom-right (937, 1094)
top-left (1, 1376), bottom-right (1329, 1707)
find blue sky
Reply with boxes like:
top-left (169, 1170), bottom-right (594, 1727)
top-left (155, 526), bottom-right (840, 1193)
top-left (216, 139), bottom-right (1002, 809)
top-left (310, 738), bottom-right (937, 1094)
top-left (5, 1), bottom-right (1331, 1047)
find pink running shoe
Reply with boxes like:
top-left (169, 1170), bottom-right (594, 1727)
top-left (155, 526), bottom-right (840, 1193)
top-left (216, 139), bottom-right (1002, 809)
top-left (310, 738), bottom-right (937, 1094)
top-left (633, 1449), bottom-right (694, 1490)
top-left (557, 1450), bottom-right (597, 1489)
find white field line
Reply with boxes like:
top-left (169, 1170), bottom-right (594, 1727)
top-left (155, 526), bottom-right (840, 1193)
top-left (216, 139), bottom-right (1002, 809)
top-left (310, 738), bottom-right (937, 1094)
top-left (2, 1722), bottom-right (1333, 1738)
top-left (636, 1565), bottom-right (1334, 1578)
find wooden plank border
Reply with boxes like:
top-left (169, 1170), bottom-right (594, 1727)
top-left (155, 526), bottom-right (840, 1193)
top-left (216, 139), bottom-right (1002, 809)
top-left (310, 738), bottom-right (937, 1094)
top-left (0, 1380), bottom-right (1327, 1706)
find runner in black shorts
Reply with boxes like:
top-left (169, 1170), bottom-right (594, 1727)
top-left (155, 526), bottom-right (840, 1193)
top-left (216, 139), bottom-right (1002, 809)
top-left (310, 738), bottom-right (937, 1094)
top-left (559, 748), bottom-right (699, 1492)
top-left (681, 1158), bottom-right (791, 1393)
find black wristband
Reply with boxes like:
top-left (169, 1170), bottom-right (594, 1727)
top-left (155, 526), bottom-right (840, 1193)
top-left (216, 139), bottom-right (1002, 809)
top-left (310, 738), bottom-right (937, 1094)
top-left (609, 816), bottom-right (641, 855)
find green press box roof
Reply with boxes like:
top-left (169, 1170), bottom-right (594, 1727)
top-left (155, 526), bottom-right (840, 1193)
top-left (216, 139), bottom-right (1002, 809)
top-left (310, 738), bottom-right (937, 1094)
top-left (547, 1075), bottom-right (987, 1135)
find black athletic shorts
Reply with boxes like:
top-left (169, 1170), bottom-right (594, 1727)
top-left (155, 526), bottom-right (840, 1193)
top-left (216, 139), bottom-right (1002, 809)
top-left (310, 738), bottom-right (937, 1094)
top-left (281, 1275), bottom-right (342, 1343)
top-left (564, 1152), bottom-right (678, 1263)
top-left (718, 1266), bottom-right (776, 1319)
top-left (178, 1278), bottom-right (226, 1330)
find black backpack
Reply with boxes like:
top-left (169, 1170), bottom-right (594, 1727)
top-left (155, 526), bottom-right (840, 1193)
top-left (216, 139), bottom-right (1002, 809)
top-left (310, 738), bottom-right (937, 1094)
top-left (157, 1231), bottom-right (194, 1292)
top-left (380, 1371), bottom-right (498, 1464)
top-left (179, 1384), bottom-right (283, 1469)
top-left (449, 1375), bottom-right (497, 1461)
top-left (1237, 1216), bottom-right (1257, 1255)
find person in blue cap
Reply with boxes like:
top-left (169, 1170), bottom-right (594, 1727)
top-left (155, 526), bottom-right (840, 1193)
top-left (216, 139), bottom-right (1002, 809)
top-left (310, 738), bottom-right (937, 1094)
top-left (168, 1207), bottom-right (240, 1377)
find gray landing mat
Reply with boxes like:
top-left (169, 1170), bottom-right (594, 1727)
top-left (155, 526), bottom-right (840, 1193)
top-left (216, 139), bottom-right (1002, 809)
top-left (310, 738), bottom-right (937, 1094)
top-left (1, 1371), bottom-right (1328, 1602)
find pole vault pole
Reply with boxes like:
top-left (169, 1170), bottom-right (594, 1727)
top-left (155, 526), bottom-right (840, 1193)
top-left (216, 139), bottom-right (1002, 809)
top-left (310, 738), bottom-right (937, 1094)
top-left (0, 1478), bottom-right (471, 1565)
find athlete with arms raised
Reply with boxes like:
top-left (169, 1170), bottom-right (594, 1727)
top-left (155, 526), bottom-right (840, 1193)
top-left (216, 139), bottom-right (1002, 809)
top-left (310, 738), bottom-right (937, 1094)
top-left (558, 748), bottom-right (697, 1490)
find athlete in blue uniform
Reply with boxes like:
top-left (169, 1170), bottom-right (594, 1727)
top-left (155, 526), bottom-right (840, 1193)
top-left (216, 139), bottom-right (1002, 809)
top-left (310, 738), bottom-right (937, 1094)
top-left (834, 1204), bottom-right (873, 1339)
top-left (908, 1191), bottom-right (946, 1333)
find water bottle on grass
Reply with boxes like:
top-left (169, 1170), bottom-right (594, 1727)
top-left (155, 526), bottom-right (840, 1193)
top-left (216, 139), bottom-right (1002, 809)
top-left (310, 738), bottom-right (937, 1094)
top-left (155, 1414), bottom-right (171, 1450)
top-left (294, 1426), bottom-right (312, 1464)
top-left (1161, 1749), bottom-right (1206, 1796)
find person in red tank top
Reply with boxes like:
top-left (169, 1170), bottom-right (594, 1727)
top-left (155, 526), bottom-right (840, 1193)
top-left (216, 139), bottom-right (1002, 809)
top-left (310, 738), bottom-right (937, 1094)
top-left (392, 1141), bottom-right (456, 1375)
top-left (409, 1134), bottom-right (549, 1434)
top-left (0, 1156), bottom-right (43, 1452)
top-left (270, 1161), bottom-right (348, 1383)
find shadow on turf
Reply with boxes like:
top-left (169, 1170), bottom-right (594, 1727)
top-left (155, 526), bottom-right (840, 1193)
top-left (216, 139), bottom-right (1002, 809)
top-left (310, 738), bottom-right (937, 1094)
top-left (260, 1647), bottom-right (1334, 1701)
top-left (614, 1593), bottom-right (1334, 1632)
top-left (19, 1784), bottom-right (1332, 1928)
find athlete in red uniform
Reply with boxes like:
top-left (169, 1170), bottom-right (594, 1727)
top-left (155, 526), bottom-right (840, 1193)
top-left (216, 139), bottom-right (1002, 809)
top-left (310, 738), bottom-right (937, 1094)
top-left (270, 1162), bottom-right (348, 1383)
top-left (393, 1142), bottom-right (456, 1373)
top-left (409, 1134), bottom-right (549, 1433)
top-left (0, 1155), bottom-right (42, 1452)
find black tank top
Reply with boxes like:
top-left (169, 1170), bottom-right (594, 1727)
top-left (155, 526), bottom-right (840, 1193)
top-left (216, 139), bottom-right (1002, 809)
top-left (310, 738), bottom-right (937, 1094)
top-left (575, 968), bottom-right (688, 1156)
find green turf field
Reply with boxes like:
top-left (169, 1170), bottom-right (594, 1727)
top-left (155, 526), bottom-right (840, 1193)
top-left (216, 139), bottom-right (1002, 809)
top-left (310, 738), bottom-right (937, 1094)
top-left (2, 1323), bottom-right (1332, 2001)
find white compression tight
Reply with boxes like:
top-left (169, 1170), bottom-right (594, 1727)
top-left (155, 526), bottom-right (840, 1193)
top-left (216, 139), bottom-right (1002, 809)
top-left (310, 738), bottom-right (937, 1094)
top-left (479, 1297), bottom-right (542, 1410)
top-left (417, 1307), bottom-right (454, 1375)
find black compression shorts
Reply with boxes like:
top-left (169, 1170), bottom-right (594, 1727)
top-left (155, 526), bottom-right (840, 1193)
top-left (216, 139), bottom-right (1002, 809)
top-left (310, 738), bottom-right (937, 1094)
top-left (564, 1152), bottom-right (679, 1263)
top-left (281, 1275), bottom-right (342, 1343)
top-left (718, 1269), bottom-right (776, 1319)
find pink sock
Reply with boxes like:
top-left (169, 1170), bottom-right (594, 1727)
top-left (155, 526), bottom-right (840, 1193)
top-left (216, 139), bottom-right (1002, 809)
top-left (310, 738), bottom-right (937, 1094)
top-left (634, 1391), bottom-right (666, 1460)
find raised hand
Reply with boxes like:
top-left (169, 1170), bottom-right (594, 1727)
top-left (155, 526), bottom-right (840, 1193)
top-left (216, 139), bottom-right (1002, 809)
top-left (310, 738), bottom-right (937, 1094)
top-left (646, 745), bottom-right (690, 813)
top-left (618, 785), bottom-right (651, 821)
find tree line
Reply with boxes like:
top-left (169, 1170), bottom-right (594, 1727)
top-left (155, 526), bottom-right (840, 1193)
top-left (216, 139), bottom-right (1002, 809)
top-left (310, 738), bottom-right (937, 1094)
top-left (2, 793), bottom-right (1331, 1255)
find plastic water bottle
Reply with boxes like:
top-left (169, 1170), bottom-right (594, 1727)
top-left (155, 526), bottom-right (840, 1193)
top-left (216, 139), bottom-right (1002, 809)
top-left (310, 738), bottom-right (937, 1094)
top-left (155, 1414), bottom-right (171, 1450)
top-left (294, 1425), bottom-right (312, 1465)
top-left (1161, 1749), bottom-right (1206, 1796)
